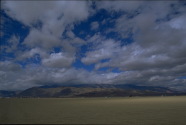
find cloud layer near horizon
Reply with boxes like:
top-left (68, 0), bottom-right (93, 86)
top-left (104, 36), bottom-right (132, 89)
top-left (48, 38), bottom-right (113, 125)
top-left (1, 1), bottom-right (186, 91)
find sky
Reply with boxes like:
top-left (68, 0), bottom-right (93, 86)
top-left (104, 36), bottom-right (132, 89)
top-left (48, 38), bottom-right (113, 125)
top-left (0, 1), bottom-right (186, 91)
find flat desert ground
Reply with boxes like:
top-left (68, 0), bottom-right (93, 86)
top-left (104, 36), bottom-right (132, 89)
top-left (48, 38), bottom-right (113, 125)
top-left (0, 96), bottom-right (186, 124)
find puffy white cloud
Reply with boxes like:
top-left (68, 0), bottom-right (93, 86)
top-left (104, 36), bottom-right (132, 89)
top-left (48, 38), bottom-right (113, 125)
top-left (3, 1), bottom-right (91, 27)
top-left (80, 1), bottom-right (186, 90)
top-left (42, 52), bottom-right (75, 68)
top-left (17, 48), bottom-right (47, 60)
top-left (169, 14), bottom-right (186, 30)
top-left (3, 0), bottom-right (93, 55)
top-left (90, 1), bottom-right (186, 71)
top-left (23, 29), bottom-right (62, 49)
top-left (82, 37), bottom-right (120, 64)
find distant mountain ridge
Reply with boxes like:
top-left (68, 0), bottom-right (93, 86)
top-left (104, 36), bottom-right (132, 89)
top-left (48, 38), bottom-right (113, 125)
top-left (0, 84), bottom-right (185, 98)
top-left (39, 84), bottom-right (172, 90)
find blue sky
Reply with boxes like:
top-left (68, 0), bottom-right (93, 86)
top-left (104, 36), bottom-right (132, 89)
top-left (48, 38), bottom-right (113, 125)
top-left (0, 1), bottom-right (186, 91)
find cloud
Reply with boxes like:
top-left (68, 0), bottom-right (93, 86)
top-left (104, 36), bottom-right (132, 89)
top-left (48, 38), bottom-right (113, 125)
top-left (96, 1), bottom-right (143, 12)
top-left (0, 61), bottom-right (38, 90)
top-left (82, 36), bottom-right (120, 65)
top-left (3, 1), bottom-right (91, 27)
top-left (42, 52), bottom-right (75, 68)
top-left (92, 1), bottom-right (186, 68)
top-left (16, 48), bottom-right (47, 61)
top-left (2, 35), bottom-right (20, 53)
top-left (81, 1), bottom-right (186, 90)
top-left (169, 14), bottom-right (186, 30)
top-left (3, 0), bottom-right (92, 56)
top-left (1, 1), bottom-right (186, 91)
top-left (0, 61), bottom-right (119, 90)
top-left (91, 21), bottom-right (99, 30)
top-left (23, 29), bottom-right (62, 49)
top-left (2, 1), bottom-right (92, 66)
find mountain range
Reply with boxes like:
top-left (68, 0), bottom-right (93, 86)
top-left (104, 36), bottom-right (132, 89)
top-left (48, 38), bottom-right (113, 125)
top-left (0, 84), bottom-right (185, 98)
